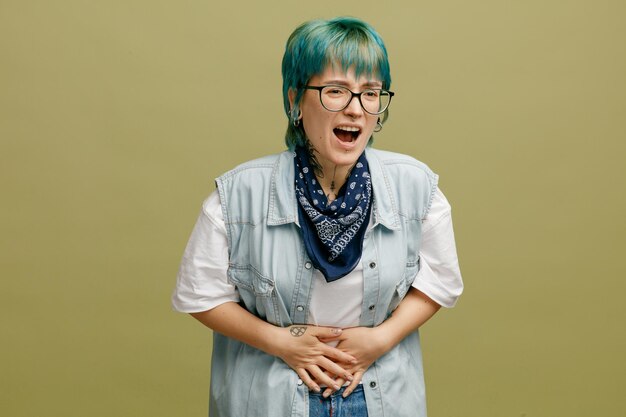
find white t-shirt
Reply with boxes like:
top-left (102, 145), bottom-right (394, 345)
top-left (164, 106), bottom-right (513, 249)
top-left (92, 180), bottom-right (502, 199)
top-left (172, 187), bottom-right (463, 326)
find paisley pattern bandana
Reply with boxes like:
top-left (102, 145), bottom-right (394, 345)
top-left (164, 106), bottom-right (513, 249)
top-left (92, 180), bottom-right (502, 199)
top-left (294, 145), bottom-right (372, 282)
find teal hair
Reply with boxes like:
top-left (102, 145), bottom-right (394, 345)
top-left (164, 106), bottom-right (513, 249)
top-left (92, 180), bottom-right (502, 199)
top-left (281, 17), bottom-right (392, 149)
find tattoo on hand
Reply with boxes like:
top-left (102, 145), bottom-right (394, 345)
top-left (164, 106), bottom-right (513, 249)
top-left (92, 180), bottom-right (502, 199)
top-left (290, 326), bottom-right (307, 337)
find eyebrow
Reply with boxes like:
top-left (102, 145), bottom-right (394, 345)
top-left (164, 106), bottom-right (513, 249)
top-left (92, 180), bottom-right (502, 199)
top-left (322, 79), bottom-right (383, 88)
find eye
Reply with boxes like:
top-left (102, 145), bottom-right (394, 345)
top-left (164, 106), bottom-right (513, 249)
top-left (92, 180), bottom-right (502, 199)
top-left (325, 87), bottom-right (347, 96)
top-left (363, 89), bottom-right (380, 100)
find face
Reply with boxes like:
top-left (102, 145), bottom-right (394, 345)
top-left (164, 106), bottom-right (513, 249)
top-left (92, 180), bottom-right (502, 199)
top-left (293, 65), bottom-right (381, 175)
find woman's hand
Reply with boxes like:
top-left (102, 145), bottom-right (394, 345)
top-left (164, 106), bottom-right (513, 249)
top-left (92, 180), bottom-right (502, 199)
top-left (321, 326), bottom-right (391, 398)
top-left (274, 325), bottom-right (357, 393)
top-left (189, 290), bottom-right (439, 396)
top-left (190, 303), bottom-right (356, 393)
top-left (321, 289), bottom-right (442, 398)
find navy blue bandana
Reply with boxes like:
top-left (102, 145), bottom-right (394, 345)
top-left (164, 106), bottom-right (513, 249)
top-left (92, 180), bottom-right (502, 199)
top-left (294, 146), bottom-right (372, 282)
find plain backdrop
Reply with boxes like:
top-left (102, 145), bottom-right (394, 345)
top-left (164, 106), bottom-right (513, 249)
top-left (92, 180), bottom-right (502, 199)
top-left (1, 1), bottom-right (625, 416)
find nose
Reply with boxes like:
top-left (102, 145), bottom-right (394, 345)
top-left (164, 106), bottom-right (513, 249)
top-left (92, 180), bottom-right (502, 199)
top-left (343, 93), bottom-right (364, 118)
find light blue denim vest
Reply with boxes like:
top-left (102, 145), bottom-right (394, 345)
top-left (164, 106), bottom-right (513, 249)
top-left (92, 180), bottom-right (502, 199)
top-left (212, 148), bottom-right (438, 417)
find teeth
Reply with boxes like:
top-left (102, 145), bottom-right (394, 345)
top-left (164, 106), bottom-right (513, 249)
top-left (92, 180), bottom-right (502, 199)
top-left (336, 126), bottom-right (360, 132)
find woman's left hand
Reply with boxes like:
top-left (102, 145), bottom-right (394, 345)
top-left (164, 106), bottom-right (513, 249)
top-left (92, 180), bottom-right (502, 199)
top-left (319, 326), bottom-right (391, 398)
top-left (321, 289), bottom-right (442, 397)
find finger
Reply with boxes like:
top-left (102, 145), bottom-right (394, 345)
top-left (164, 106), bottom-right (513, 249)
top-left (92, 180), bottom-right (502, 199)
top-left (342, 371), bottom-right (363, 398)
top-left (323, 377), bottom-right (345, 398)
top-left (317, 356), bottom-right (353, 382)
top-left (321, 344), bottom-right (357, 364)
top-left (317, 332), bottom-right (346, 343)
top-left (311, 326), bottom-right (343, 340)
top-left (296, 368), bottom-right (320, 393)
top-left (306, 365), bottom-right (341, 392)
top-left (317, 336), bottom-right (341, 343)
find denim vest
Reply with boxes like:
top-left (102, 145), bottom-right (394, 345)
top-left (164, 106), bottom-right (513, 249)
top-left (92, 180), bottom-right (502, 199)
top-left (212, 148), bottom-right (438, 417)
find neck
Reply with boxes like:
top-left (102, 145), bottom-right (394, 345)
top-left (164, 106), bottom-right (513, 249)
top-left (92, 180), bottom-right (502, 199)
top-left (302, 142), bottom-right (355, 201)
top-left (316, 160), bottom-right (354, 202)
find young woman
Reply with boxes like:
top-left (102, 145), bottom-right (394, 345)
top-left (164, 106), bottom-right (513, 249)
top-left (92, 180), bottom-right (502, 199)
top-left (172, 17), bottom-right (463, 417)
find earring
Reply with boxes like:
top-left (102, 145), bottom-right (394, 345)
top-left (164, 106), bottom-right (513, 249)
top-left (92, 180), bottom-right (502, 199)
top-left (291, 109), bottom-right (302, 127)
top-left (373, 119), bottom-right (383, 132)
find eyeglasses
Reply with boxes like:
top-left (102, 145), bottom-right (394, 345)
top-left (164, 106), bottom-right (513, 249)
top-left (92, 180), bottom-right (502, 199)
top-left (303, 85), bottom-right (394, 115)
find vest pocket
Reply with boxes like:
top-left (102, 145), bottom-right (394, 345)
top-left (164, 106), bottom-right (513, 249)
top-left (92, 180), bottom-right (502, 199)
top-left (404, 257), bottom-right (420, 287)
top-left (228, 265), bottom-right (280, 324)
top-left (389, 258), bottom-right (420, 312)
top-left (229, 264), bottom-right (275, 295)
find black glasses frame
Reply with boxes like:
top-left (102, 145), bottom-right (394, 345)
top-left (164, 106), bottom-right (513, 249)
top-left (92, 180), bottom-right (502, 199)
top-left (303, 85), bottom-right (395, 115)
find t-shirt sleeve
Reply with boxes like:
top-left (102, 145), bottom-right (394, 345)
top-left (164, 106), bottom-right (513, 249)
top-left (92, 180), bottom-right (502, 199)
top-left (171, 190), bottom-right (240, 313)
top-left (411, 187), bottom-right (464, 308)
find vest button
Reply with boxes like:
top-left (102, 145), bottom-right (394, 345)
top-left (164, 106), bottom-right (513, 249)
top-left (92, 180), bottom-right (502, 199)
top-left (369, 262), bottom-right (376, 269)
top-left (296, 305), bottom-right (304, 312)
top-left (304, 261), bottom-right (312, 269)
top-left (297, 379), bottom-right (303, 386)
top-left (368, 305), bottom-right (375, 311)
top-left (369, 381), bottom-right (377, 388)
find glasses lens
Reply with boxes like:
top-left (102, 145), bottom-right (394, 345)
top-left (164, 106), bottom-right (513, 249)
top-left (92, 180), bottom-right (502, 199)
top-left (320, 86), bottom-right (351, 111)
top-left (362, 90), bottom-right (391, 114)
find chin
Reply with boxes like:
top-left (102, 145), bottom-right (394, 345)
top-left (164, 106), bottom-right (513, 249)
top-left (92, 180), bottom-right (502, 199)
top-left (329, 143), bottom-right (367, 167)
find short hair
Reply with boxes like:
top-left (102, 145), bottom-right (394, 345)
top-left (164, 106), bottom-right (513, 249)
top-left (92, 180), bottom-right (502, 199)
top-left (281, 17), bottom-right (392, 149)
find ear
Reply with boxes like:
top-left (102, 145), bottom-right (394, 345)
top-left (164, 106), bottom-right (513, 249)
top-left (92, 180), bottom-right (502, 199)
top-left (288, 88), bottom-right (296, 112)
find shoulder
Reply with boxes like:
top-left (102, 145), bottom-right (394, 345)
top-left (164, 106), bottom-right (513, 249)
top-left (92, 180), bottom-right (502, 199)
top-left (214, 151), bottom-right (293, 222)
top-left (366, 147), bottom-right (437, 183)
top-left (367, 148), bottom-right (435, 173)
top-left (366, 147), bottom-right (439, 220)
top-left (215, 151), bottom-right (294, 194)
top-left (217, 151), bottom-right (291, 181)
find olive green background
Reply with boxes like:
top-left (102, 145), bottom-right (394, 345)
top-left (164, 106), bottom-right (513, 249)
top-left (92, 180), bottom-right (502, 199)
top-left (1, 1), bottom-right (625, 416)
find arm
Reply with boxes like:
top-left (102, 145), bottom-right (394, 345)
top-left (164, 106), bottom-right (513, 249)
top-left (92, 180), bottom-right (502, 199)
top-left (189, 302), bottom-right (356, 392)
top-left (325, 187), bottom-right (463, 397)
top-left (375, 287), bottom-right (441, 349)
top-left (176, 192), bottom-right (356, 392)
top-left (325, 288), bottom-right (440, 397)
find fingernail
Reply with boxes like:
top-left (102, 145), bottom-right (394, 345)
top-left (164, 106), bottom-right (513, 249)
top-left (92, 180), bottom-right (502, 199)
top-left (331, 328), bottom-right (342, 334)
top-left (346, 375), bottom-right (353, 381)
top-left (323, 390), bottom-right (331, 398)
top-left (333, 384), bottom-right (341, 390)
top-left (342, 390), bottom-right (351, 398)
top-left (314, 385), bottom-right (321, 393)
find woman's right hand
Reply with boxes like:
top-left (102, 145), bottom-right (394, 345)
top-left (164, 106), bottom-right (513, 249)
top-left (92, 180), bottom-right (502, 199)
top-left (273, 325), bottom-right (357, 392)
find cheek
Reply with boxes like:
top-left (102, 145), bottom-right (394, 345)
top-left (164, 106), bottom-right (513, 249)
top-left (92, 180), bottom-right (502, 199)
top-left (365, 117), bottom-right (378, 132)
top-left (303, 113), bottom-right (332, 138)
top-left (302, 120), bottom-right (326, 146)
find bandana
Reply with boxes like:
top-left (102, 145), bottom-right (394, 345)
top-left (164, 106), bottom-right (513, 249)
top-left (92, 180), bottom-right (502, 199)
top-left (294, 146), bottom-right (372, 282)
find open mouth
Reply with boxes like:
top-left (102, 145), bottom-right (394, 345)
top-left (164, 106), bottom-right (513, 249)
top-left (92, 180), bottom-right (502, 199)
top-left (333, 126), bottom-right (361, 143)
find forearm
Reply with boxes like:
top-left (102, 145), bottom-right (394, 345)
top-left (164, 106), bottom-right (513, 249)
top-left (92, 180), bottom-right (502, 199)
top-left (377, 287), bottom-right (441, 351)
top-left (190, 302), bottom-right (282, 356)
top-left (190, 301), bottom-right (356, 391)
